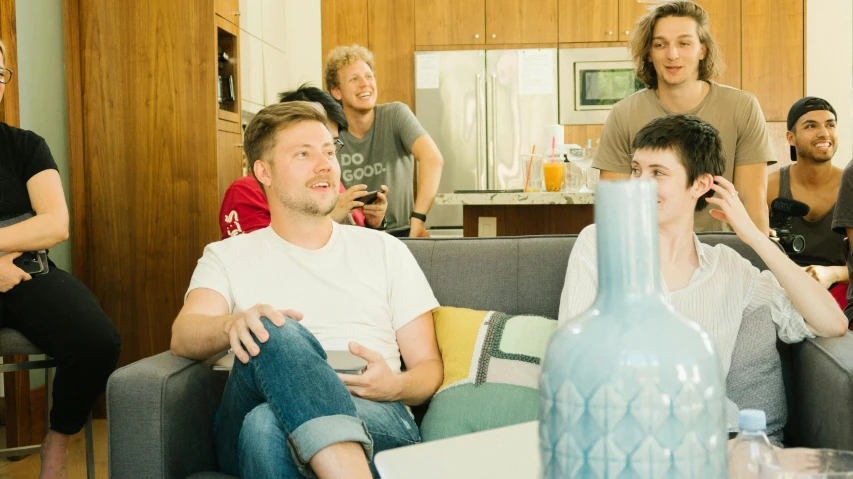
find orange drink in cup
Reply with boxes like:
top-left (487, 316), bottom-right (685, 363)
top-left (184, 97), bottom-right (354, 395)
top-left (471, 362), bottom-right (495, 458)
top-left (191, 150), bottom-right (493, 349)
top-left (543, 161), bottom-right (565, 192)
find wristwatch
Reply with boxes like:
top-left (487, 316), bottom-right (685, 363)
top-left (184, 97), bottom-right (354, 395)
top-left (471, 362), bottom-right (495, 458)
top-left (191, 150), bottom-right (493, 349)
top-left (368, 216), bottom-right (388, 230)
top-left (410, 212), bottom-right (427, 223)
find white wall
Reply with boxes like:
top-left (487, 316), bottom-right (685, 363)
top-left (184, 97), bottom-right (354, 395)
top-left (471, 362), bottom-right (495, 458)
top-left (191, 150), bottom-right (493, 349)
top-left (806, 0), bottom-right (853, 168)
top-left (16, 0), bottom-right (71, 272)
top-left (239, 0), bottom-right (322, 115)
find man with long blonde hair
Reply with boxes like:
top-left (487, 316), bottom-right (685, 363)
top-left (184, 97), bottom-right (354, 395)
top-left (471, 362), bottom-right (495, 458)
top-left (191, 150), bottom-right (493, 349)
top-left (594, 0), bottom-right (773, 234)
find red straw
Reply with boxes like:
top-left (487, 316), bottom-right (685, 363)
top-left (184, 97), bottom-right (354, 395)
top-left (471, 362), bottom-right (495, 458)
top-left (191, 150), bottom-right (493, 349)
top-left (524, 145), bottom-right (536, 191)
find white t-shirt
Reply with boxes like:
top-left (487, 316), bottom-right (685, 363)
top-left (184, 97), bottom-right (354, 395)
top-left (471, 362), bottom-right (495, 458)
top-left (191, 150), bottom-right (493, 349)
top-left (186, 222), bottom-right (440, 373)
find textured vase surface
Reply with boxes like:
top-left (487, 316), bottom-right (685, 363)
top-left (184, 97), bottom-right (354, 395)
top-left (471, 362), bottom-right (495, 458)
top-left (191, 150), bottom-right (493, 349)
top-left (539, 180), bottom-right (727, 478)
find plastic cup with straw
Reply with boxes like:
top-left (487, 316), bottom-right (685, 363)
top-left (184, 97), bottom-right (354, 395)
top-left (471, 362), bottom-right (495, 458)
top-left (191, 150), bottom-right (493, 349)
top-left (524, 145), bottom-right (536, 192)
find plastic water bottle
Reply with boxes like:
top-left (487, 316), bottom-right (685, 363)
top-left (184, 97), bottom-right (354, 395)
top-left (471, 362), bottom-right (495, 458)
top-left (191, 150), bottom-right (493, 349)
top-left (729, 409), bottom-right (779, 478)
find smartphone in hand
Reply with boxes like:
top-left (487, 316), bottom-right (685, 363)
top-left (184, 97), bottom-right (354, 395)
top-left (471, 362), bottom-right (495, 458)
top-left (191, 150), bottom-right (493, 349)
top-left (13, 252), bottom-right (48, 275)
top-left (326, 350), bottom-right (368, 374)
top-left (358, 190), bottom-right (380, 206)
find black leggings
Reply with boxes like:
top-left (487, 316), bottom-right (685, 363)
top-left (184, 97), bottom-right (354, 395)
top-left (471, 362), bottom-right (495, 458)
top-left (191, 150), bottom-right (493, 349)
top-left (0, 261), bottom-right (121, 435)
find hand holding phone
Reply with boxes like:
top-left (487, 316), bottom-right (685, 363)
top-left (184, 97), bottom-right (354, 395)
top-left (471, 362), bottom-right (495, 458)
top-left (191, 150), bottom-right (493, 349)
top-left (13, 251), bottom-right (48, 275)
top-left (358, 190), bottom-right (380, 206)
top-left (326, 349), bottom-right (368, 374)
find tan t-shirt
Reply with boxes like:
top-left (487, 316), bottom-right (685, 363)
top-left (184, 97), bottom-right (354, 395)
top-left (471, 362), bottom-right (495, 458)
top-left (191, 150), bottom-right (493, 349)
top-left (593, 81), bottom-right (774, 232)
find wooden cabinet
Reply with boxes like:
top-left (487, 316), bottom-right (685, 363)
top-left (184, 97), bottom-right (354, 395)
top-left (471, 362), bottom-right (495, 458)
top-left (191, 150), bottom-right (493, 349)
top-left (558, 0), bottom-right (645, 43)
top-left (65, 0), bottom-right (242, 371)
top-left (559, 0), bottom-right (618, 43)
top-left (217, 123), bottom-right (244, 204)
top-left (217, 16), bottom-right (241, 124)
top-left (742, 0), bottom-right (804, 121)
top-left (697, 0), bottom-right (741, 89)
top-left (415, 0), bottom-right (484, 46)
top-left (485, 0), bottom-right (558, 44)
top-left (618, 0), bottom-right (648, 41)
top-left (321, 0), bottom-right (369, 71)
top-left (415, 0), bottom-right (557, 46)
top-left (215, 0), bottom-right (240, 26)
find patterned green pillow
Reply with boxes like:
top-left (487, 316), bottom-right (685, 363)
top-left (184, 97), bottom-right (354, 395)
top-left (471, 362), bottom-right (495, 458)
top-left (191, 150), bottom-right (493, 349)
top-left (421, 307), bottom-right (557, 442)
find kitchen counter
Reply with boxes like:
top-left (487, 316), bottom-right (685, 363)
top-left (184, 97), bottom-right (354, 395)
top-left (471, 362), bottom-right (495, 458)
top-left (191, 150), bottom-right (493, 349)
top-left (435, 191), bottom-right (594, 206)
top-left (435, 191), bottom-right (595, 237)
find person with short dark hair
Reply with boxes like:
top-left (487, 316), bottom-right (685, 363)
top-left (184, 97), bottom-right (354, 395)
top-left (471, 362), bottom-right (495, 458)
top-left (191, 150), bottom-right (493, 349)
top-left (560, 114), bottom-right (847, 433)
top-left (766, 97), bottom-right (848, 306)
top-left (172, 101), bottom-right (442, 478)
top-left (219, 84), bottom-right (387, 239)
top-left (594, 0), bottom-right (773, 234)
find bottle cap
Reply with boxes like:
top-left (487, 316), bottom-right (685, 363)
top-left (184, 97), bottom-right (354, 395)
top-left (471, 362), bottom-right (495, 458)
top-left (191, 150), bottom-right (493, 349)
top-left (738, 409), bottom-right (767, 431)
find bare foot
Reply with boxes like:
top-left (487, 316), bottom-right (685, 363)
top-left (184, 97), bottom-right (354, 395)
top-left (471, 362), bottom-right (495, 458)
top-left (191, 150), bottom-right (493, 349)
top-left (39, 430), bottom-right (70, 479)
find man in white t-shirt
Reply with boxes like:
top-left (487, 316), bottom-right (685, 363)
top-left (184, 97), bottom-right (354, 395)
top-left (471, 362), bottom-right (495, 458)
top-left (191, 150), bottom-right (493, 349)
top-left (170, 101), bottom-right (442, 478)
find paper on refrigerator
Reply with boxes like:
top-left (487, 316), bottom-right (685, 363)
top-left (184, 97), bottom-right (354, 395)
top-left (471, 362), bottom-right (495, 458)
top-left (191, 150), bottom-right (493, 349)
top-left (416, 53), bottom-right (440, 89)
top-left (518, 50), bottom-right (554, 96)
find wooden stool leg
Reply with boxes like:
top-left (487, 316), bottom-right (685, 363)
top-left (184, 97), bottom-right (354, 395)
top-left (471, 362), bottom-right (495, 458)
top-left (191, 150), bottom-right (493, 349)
top-left (85, 412), bottom-right (94, 479)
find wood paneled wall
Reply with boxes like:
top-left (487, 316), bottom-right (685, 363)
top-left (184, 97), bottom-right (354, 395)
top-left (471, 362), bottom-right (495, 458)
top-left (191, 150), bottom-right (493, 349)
top-left (742, 0), bottom-right (805, 121)
top-left (65, 0), bottom-right (220, 369)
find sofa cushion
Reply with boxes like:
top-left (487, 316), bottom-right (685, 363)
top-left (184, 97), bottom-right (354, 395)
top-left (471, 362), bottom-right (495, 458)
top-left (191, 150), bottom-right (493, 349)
top-left (421, 307), bottom-right (556, 441)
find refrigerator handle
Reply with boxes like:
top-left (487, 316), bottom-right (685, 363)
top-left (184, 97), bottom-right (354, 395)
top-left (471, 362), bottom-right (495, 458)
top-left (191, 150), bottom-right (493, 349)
top-left (489, 73), bottom-right (498, 188)
top-left (476, 73), bottom-right (484, 190)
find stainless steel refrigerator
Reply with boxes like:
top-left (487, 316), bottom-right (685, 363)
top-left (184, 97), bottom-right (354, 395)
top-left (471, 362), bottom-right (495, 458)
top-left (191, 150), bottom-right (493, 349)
top-left (415, 49), bottom-right (559, 230)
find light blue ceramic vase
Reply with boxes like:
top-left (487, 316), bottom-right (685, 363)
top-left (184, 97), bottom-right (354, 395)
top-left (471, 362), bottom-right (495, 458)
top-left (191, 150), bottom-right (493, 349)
top-left (539, 179), bottom-right (727, 478)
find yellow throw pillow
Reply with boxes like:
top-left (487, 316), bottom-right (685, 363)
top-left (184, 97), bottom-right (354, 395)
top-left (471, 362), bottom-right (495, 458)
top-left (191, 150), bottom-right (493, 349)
top-left (432, 306), bottom-right (488, 390)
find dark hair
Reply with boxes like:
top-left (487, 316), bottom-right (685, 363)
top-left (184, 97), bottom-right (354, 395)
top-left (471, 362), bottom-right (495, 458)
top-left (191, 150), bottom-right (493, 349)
top-left (632, 114), bottom-right (724, 211)
top-left (244, 101), bottom-right (329, 185)
top-left (279, 83), bottom-right (348, 132)
top-left (630, 0), bottom-right (724, 90)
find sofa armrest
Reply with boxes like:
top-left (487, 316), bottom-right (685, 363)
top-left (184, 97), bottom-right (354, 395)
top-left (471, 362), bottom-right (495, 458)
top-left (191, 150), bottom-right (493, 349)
top-left (107, 351), bottom-right (228, 479)
top-left (788, 332), bottom-right (853, 449)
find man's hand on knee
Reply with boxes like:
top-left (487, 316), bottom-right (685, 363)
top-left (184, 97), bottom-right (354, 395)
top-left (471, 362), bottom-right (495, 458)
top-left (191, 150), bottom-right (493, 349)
top-left (337, 341), bottom-right (402, 402)
top-left (227, 304), bottom-right (303, 364)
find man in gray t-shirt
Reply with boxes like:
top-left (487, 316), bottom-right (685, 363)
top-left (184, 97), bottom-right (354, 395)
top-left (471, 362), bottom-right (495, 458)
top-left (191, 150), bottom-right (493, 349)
top-left (832, 159), bottom-right (853, 323)
top-left (325, 45), bottom-right (444, 236)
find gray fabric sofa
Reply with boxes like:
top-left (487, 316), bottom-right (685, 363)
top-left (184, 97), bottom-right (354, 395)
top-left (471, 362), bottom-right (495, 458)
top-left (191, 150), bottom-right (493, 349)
top-left (107, 233), bottom-right (853, 479)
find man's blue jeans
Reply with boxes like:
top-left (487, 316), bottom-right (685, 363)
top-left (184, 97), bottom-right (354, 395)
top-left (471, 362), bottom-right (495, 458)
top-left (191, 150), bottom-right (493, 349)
top-left (213, 318), bottom-right (420, 478)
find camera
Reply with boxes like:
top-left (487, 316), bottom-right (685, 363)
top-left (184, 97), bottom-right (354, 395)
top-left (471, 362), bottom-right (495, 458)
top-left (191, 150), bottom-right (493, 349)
top-left (769, 198), bottom-right (810, 255)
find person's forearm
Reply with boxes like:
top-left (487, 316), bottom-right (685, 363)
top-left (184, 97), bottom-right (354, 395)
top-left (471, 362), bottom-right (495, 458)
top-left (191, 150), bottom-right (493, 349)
top-left (393, 359), bottom-right (443, 406)
top-left (743, 192), bottom-right (770, 235)
top-left (414, 156), bottom-right (443, 215)
top-left (746, 233), bottom-right (848, 336)
top-left (170, 313), bottom-right (235, 360)
top-left (0, 214), bottom-right (69, 252)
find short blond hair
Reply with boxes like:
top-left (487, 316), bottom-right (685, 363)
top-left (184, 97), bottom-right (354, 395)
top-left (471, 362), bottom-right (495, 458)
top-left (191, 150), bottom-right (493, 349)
top-left (629, 0), bottom-right (724, 89)
top-left (323, 44), bottom-right (375, 91)
top-left (244, 101), bottom-right (329, 181)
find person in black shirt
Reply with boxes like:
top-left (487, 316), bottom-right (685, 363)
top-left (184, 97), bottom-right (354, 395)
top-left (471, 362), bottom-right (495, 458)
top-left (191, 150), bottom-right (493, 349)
top-left (0, 40), bottom-right (120, 477)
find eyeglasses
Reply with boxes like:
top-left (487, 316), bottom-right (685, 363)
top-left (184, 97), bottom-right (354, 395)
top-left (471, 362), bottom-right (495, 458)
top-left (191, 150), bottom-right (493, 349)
top-left (335, 138), bottom-right (344, 153)
top-left (0, 67), bottom-right (13, 85)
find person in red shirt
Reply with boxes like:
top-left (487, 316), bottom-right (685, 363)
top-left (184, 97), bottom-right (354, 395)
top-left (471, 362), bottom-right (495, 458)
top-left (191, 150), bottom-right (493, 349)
top-left (220, 85), bottom-right (387, 239)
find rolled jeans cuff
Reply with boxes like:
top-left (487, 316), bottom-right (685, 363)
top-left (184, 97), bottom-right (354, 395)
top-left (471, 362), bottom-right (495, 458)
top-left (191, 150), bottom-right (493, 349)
top-left (288, 414), bottom-right (374, 473)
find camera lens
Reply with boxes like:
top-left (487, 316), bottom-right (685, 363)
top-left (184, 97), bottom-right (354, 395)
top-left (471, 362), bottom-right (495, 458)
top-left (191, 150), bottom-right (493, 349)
top-left (791, 235), bottom-right (806, 254)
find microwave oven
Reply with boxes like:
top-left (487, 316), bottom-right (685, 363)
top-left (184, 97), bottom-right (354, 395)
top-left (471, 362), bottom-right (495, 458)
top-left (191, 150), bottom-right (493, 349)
top-left (559, 47), bottom-right (645, 125)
